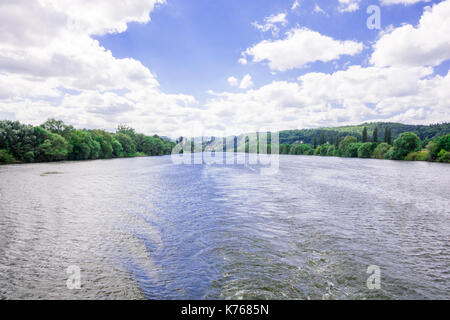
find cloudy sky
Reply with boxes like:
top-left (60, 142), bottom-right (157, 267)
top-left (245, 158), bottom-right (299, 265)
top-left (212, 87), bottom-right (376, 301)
top-left (0, 0), bottom-right (449, 137)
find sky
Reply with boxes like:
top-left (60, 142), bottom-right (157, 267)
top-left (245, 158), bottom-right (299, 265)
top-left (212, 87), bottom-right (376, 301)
top-left (0, 0), bottom-right (449, 138)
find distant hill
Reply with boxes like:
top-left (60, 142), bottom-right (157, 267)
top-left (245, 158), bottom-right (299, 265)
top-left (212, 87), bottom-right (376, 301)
top-left (279, 122), bottom-right (450, 145)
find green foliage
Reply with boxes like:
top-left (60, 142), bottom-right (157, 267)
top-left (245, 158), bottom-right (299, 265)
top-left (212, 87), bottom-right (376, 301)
top-left (115, 132), bottom-right (136, 157)
top-left (436, 134), bottom-right (450, 153)
top-left (384, 127), bottom-right (392, 145)
top-left (357, 142), bottom-right (377, 158)
top-left (372, 143), bottom-right (392, 159)
top-left (426, 141), bottom-right (438, 159)
top-left (437, 150), bottom-right (450, 163)
top-left (390, 132), bottom-right (421, 160)
top-left (343, 142), bottom-right (362, 158)
top-left (362, 127), bottom-right (368, 143)
top-left (38, 133), bottom-right (69, 161)
top-left (0, 149), bottom-right (16, 164)
top-left (90, 130), bottom-right (113, 159)
top-left (405, 150), bottom-right (430, 161)
top-left (41, 119), bottom-right (73, 138)
top-left (116, 124), bottom-right (136, 138)
top-left (314, 143), bottom-right (332, 156)
top-left (0, 120), bottom-right (174, 165)
top-left (111, 138), bottom-right (124, 157)
top-left (373, 127), bottom-right (378, 143)
top-left (338, 136), bottom-right (358, 156)
top-left (326, 145), bottom-right (336, 157)
top-left (68, 130), bottom-right (94, 160)
top-left (289, 143), bottom-right (314, 155)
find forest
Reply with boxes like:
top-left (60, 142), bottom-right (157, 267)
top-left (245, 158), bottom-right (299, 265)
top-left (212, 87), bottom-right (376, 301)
top-left (279, 125), bottom-right (450, 163)
top-left (1, 120), bottom-right (450, 165)
top-left (0, 119), bottom-right (175, 164)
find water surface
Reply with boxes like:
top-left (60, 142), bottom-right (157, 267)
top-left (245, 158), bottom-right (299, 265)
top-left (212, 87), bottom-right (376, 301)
top-left (0, 155), bottom-right (449, 299)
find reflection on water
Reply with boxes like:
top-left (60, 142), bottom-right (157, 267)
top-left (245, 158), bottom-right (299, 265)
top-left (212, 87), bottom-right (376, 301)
top-left (0, 155), bottom-right (449, 299)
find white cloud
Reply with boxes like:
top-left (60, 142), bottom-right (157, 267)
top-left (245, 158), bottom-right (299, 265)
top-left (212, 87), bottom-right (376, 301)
top-left (252, 13), bottom-right (288, 36)
top-left (313, 4), bottom-right (326, 14)
top-left (371, 0), bottom-right (450, 68)
top-left (338, 0), bottom-right (429, 13)
top-left (381, 0), bottom-right (430, 5)
top-left (203, 65), bottom-right (449, 135)
top-left (238, 57), bottom-right (248, 65)
top-left (338, 0), bottom-right (360, 12)
top-left (291, 1), bottom-right (301, 11)
top-left (239, 74), bottom-right (254, 89)
top-left (227, 76), bottom-right (239, 87)
top-left (243, 28), bottom-right (363, 71)
top-left (0, 0), bottom-right (202, 137)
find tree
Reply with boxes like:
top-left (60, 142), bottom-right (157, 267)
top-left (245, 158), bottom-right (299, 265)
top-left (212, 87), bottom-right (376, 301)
top-left (289, 144), bottom-right (313, 155)
top-left (384, 127), bottom-right (392, 145)
top-left (0, 149), bottom-right (16, 164)
top-left (319, 131), bottom-right (326, 145)
top-left (372, 143), bottom-right (392, 159)
top-left (343, 142), bottom-right (362, 158)
top-left (111, 138), bottom-right (124, 157)
top-left (358, 142), bottom-right (376, 158)
top-left (115, 132), bottom-right (136, 157)
top-left (338, 136), bottom-right (357, 156)
top-left (313, 132), bottom-right (318, 148)
top-left (117, 124), bottom-right (136, 138)
top-left (362, 127), bottom-right (368, 143)
top-left (373, 127), bottom-right (378, 143)
top-left (90, 130), bottom-right (113, 159)
top-left (38, 133), bottom-right (69, 161)
top-left (68, 130), bottom-right (94, 160)
top-left (389, 132), bottom-right (421, 160)
top-left (437, 134), bottom-right (450, 153)
top-left (41, 119), bottom-right (73, 138)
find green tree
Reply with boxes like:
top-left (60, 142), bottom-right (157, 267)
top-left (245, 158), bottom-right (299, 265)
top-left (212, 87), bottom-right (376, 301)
top-left (39, 133), bottom-right (69, 161)
top-left (115, 132), bottom-right (136, 157)
top-left (117, 124), bottom-right (136, 138)
top-left (41, 119), bottom-right (73, 138)
top-left (358, 142), bottom-right (376, 158)
top-left (389, 132), bottom-right (421, 160)
top-left (313, 132), bottom-right (318, 149)
top-left (111, 138), bottom-right (124, 157)
top-left (436, 134), bottom-right (450, 153)
top-left (68, 130), bottom-right (94, 160)
top-left (372, 143), bottom-right (392, 159)
top-left (0, 149), bottom-right (16, 164)
top-left (338, 136), bottom-right (358, 156)
top-left (319, 131), bottom-right (326, 145)
top-left (343, 142), bottom-right (362, 158)
top-left (362, 127), bottom-right (368, 143)
top-left (384, 127), bottom-right (392, 145)
top-left (373, 127), bottom-right (378, 143)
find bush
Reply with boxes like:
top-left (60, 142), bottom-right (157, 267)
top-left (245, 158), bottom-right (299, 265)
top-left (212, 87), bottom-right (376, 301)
top-left (437, 149), bottom-right (450, 163)
top-left (314, 144), bottom-right (332, 156)
top-left (0, 149), bottom-right (16, 164)
top-left (338, 136), bottom-right (358, 156)
top-left (342, 142), bottom-right (362, 158)
top-left (372, 143), bottom-right (392, 159)
top-left (437, 134), bottom-right (450, 153)
top-left (390, 132), bottom-right (421, 160)
top-left (326, 145), bottom-right (336, 156)
top-left (358, 142), bottom-right (377, 158)
top-left (289, 143), bottom-right (314, 155)
top-left (405, 150), bottom-right (430, 161)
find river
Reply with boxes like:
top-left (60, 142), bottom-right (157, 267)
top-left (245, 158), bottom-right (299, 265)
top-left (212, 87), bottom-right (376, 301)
top-left (0, 155), bottom-right (449, 299)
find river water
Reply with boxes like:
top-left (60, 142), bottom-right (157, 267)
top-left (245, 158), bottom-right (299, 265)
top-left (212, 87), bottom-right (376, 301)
top-left (0, 155), bottom-right (449, 299)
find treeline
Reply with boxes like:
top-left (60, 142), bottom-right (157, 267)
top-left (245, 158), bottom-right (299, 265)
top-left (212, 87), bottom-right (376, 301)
top-left (279, 122), bottom-right (450, 145)
top-left (280, 126), bottom-right (450, 163)
top-left (0, 119), bottom-right (175, 164)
